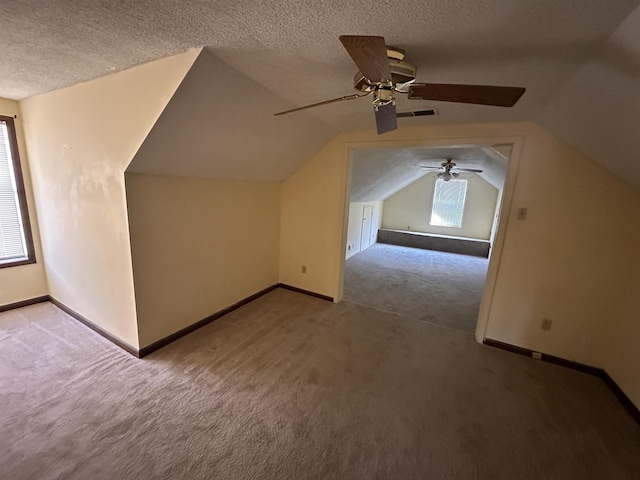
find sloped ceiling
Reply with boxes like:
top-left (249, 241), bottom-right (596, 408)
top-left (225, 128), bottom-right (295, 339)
top-left (3, 1), bottom-right (640, 186)
top-left (537, 3), bottom-right (640, 190)
top-left (350, 147), bottom-right (506, 202)
top-left (127, 49), bottom-right (336, 181)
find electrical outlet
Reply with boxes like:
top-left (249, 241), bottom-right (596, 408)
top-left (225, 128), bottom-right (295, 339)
top-left (301, 265), bottom-right (307, 274)
top-left (532, 351), bottom-right (542, 360)
top-left (347, 244), bottom-right (352, 251)
top-left (541, 318), bottom-right (552, 331)
top-left (581, 333), bottom-right (592, 346)
top-left (517, 207), bottom-right (528, 220)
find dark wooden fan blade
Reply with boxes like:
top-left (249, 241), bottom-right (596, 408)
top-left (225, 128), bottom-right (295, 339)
top-left (339, 35), bottom-right (392, 84)
top-left (408, 83), bottom-right (525, 107)
top-left (374, 103), bottom-right (397, 135)
top-left (457, 168), bottom-right (483, 173)
top-left (420, 166), bottom-right (441, 169)
top-left (274, 93), bottom-right (365, 116)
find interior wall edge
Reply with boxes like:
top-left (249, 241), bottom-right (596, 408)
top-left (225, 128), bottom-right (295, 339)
top-left (18, 49), bottom-right (201, 349)
top-left (47, 295), bottom-right (140, 357)
top-left (138, 284), bottom-right (281, 355)
top-left (278, 283), bottom-right (334, 303)
top-left (474, 136), bottom-right (524, 345)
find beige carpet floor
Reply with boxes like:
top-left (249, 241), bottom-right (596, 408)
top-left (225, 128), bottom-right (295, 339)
top-left (1, 288), bottom-right (639, 479)
top-left (344, 243), bottom-right (488, 333)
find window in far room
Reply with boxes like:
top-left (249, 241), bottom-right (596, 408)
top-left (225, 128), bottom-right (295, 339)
top-left (0, 115), bottom-right (35, 268)
top-left (429, 178), bottom-right (467, 228)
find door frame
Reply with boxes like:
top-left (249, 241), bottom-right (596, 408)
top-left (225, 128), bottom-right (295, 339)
top-left (360, 204), bottom-right (374, 251)
top-left (336, 135), bottom-right (525, 344)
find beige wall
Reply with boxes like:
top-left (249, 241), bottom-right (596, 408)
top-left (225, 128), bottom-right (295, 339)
top-left (0, 98), bottom-right (48, 305)
top-left (483, 125), bottom-right (638, 366)
top-left (382, 172), bottom-right (499, 240)
top-left (279, 121), bottom-right (640, 408)
top-left (280, 139), bottom-right (349, 298)
top-left (126, 173), bottom-right (281, 348)
top-left (346, 201), bottom-right (383, 259)
top-left (484, 124), bottom-right (640, 408)
top-left (19, 50), bottom-right (200, 348)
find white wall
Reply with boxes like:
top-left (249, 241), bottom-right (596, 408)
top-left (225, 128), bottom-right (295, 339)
top-left (345, 201), bottom-right (383, 259)
top-left (279, 121), bottom-right (640, 408)
top-left (126, 173), bottom-right (281, 348)
top-left (0, 97), bottom-right (47, 305)
top-left (20, 50), bottom-right (200, 348)
top-left (382, 172), bottom-right (499, 240)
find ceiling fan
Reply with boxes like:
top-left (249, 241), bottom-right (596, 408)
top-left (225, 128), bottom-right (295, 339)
top-left (274, 35), bottom-right (526, 135)
top-left (420, 159), bottom-right (483, 182)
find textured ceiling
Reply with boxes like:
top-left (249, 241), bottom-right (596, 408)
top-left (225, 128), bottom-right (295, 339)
top-left (2, 1), bottom-right (636, 106)
top-left (350, 147), bottom-right (506, 202)
top-left (3, 0), bottom-right (640, 186)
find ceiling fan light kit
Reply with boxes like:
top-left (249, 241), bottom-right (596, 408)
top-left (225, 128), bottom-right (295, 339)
top-left (437, 172), bottom-right (457, 182)
top-left (274, 35), bottom-right (526, 135)
top-left (421, 159), bottom-right (483, 181)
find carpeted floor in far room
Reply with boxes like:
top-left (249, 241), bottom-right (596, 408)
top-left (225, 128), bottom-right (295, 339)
top-left (344, 243), bottom-right (489, 333)
top-left (1, 289), bottom-right (639, 479)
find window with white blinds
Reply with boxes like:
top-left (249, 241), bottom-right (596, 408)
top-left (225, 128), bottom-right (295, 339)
top-left (429, 178), bottom-right (468, 228)
top-left (0, 116), bottom-right (33, 266)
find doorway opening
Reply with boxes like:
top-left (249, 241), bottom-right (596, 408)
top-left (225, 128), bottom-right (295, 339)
top-left (342, 144), bottom-right (511, 334)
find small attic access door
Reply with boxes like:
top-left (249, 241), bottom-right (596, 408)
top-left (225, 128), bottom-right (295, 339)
top-left (360, 205), bottom-right (375, 251)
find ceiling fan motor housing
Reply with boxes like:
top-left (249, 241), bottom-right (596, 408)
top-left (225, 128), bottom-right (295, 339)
top-left (353, 57), bottom-right (417, 92)
top-left (274, 36), bottom-right (525, 136)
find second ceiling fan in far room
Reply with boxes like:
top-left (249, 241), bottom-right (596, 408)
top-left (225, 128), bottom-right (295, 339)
top-left (274, 35), bottom-right (526, 135)
top-left (420, 158), bottom-right (483, 182)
